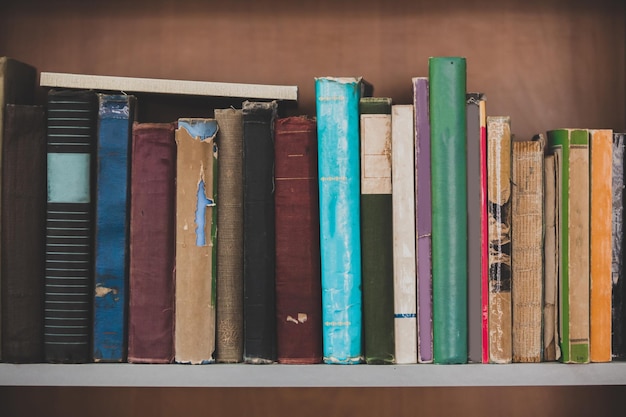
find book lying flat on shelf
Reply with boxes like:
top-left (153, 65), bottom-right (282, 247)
top-left (39, 72), bottom-right (298, 101)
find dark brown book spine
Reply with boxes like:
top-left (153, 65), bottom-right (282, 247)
top-left (242, 100), bottom-right (277, 363)
top-left (128, 122), bottom-right (176, 364)
top-left (274, 116), bottom-right (322, 364)
top-left (1, 104), bottom-right (46, 363)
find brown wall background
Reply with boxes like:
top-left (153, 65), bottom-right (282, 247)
top-left (1, 0), bottom-right (625, 416)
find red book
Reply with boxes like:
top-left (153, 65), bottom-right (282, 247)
top-left (127, 122), bottom-right (176, 364)
top-left (274, 116), bottom-right (322, 364)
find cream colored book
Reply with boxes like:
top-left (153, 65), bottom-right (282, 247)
top-left (40, 71), bottom-right (298, 101)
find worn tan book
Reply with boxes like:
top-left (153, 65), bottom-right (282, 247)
top-left (174, 118), bottom-right (219, 364)
top-left (487, 116), bottom-right (512, 364)
top-left (543, 154), bottom-right (560, 361)
top-left (511, 137), bottom-right (544, 363)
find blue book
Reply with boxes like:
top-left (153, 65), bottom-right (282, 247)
top-left (92, 94), bottom-right (135, 362)
top-left (315, 77), bottom-right (365, 364)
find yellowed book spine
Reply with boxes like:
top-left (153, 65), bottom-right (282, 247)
top-left (487, 116), bottom-right (512, 364)
top-left (511, 138), bottom-right (544, 363)
top-left (590, 129), bottom-right (613, 362)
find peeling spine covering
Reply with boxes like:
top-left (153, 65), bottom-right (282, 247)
top-left (175, 118), bottom-right (219, 364)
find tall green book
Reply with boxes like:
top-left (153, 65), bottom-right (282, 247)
top-left (429, 56), bottom-right (468, 364)
top-left (547, 128), bottom-right (590, 364)
top-left (359, 97), bottom-right (394, 364)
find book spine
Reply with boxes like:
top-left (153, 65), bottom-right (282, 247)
top-left (0, 58), bottom-right (37, 360)
top-left (543, 153), bottom-right (560, 361)
top-left (413, 76), bottom-right (433, 363)
top-left (360, 97), bottom-right (395, 364)
top-left (128, 122), bottom-right (176, 364)
top-left (93, 94), bottom-right (134, 362)
top-left (392, 104), bottom-right (417, 364)
top-left (548, 128), bottom-right (590, 364)
top-left (429, 57), bottom-right (467, 364)
top-left (44, 89), bottom-right (97, 363)
top-left (242, 100), bottom-right (278, 363)
top-left (174, 118), bottom-right (219, 364)
top-left (1, 104), bottom-right (45, 363)
top-left (214, 108), bottom-right (244, 363)
top-left (487, 116), bottom-right (513, 364)
top-left (315, 77), bottom-right (363, 364)
top-left (612, 132), bottom-right (626, 360)
top-left (511, 138), bottom-right (544, 363)
top-left (466, 92), bottom-right (486, 363)
top-left (274, 116), bottom-right (322, 364)
top-left (590, 129), bottom-right (613, 362)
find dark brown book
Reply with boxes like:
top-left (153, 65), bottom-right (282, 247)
top-left (127, 122), bottom-right (176, 364)
top-left (274, 116), bottom-right (322, 364)
top-left (1, 104), bottom-right (46, 363)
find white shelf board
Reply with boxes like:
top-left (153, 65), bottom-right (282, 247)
top-left (40, 72), bottom-right (298, 101)
top-left (2, 362), bottom-right (626, 387)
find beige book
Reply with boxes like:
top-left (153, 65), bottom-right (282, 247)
top-left (511, 137), bottom-right (544, 362)
top-left (487, 116), bottom-right (512, 364)
top-left (174, 118), bottom-right (219, 364)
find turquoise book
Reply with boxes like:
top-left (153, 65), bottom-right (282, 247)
top-left (93, 94), bottom-right (135, 362)
top-left (315, 77), bottom-right (365, 364)
top-left (429, 57), bottom-right (468, 364)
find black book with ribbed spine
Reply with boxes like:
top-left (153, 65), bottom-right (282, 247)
top-left (44, 89), bottom-right (97, 363)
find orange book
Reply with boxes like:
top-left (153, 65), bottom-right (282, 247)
top-left (590, 129), bottom-right (613, 362)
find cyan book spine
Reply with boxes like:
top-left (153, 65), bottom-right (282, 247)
top-left (429, 57), bottom-right (468, 364)
top-left (93, 94), bottom-right (135, 362)
top-left (45, 89), bottom-right (97, 363)
top-left (315, 77), bottom-right (363, 364)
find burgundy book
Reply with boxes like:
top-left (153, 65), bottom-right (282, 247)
top-left (1, 104), bottom-right (46, 363)
top-left (127, 122), bottom-right (176, 364)
top-left (274, 116), bottom-right (322, 364)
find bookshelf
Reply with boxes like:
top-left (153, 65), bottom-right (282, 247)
top-left (1, 0), bottom-right (625, 415)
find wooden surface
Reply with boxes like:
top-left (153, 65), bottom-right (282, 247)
top-left (2, 386), bottom-right (626, 417)
top-left (1, 0), bottom-right (625, 415)
top-left (1, 0), bottom-right (624, 139)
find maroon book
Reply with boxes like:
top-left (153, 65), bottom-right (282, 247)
top-left (274, 116), bottom-right (322, 364)
top-left (127, 122), bottom-right (176, 363)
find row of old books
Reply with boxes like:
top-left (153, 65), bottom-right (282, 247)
top-left (2, 56), bottom-right (625, 365)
